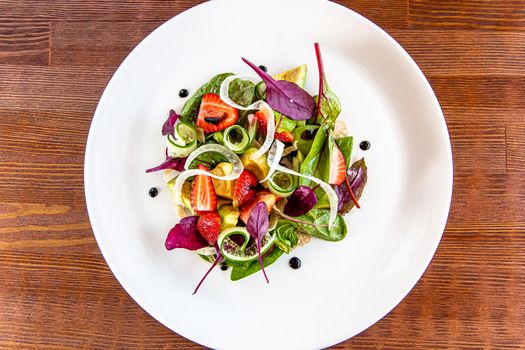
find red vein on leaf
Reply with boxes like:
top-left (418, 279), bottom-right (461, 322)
top-left (193, 251), bottom-right (222, 295)
top-left (345, 174), bottom-right (361, 209)
top-left (257, 239), bottom-right (269, 284)
top-left (314, 43), bottom-right (324, 124)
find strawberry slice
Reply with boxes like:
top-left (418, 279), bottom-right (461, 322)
top-left (254, 110), bottom-right (269, 135)
top-left (254, 111), bottom-right (294, 143)
top-left (190, 164), bottom-right (217, 212)
top-left (275, 131), bottom-right (294, 143)
top-left (196, 93), bottom-right (238, 133)
top-left (197, 211), bottom-right (221, 245)
top-left (233, 169), bottom-right (258, 208)
top-left (328, 143), bottom-right (346, 185)
top-left (239, 190), bottom-right (280, 223)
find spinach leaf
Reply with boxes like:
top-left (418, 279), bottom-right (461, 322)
top-left (294, 125), bottom-right (320, 156)
top-left (295, 209), bottom-right (347, 241)
top-left (228, 78), bottom-right (255, 107)
top-left (299, 126), bottom-right (327, 186)
top-left (318, 136), bottom-right (331, 184)
top-left (230, 247), bottom-right (284, 281)
top-left (180, 73), bottom-right (233, 122)
top-left (335, 136), bottom-right (353, 170)
top-left (273, 220), bottom-right (298, 254)
top-left (313, 43), bottom-right (341, 128)
top-left (275, 112), bottom-right (297, 133)
top-left (314, 90), bottom-right (341, 127)
top-left (188, 150), bottom-right (228, 169)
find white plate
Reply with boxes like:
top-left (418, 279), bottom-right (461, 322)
top-left (84, 0), bottom-right (453, 348)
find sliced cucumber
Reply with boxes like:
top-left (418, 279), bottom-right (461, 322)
top-left (167, 122), bottom-right (198, 157)
top-left (222, 125), bottom-right (251, 154)
top-left (255, 81), bottom-right (266, 100)
top-left (175, 122), bottom-right (197, 144)
top-left (218, 227), bottom-right (275, 262)
top-left (268, 171), bottom-right (297, 197)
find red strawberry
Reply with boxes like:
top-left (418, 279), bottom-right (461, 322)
top-left (233, 169), bottom-right (258, 208)
top-left (254, 111), bottom-right (294, 143)
top-left (275, 131), bottom-right (294, 143)
top-left (191, 164), bottom-right (217, 212)
top-left (239, 190), bottom-right (280, 223)
top-left (196, 93), bottom-right (238, 133)
top-left (328, 143), bottom-right (346, 185)
top-left (197, 211), bottom-right (221, 245)
top-left (254, 110), bottom-right (269, 135)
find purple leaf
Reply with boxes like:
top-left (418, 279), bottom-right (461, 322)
top-left (334, 158), bottom-right (367, 214)
top-left (246, 202), bottom-right (270, 241)
top-left (146, 151), bottom-right (187, 173)
top-left (284, 185), bottom-right (318, 216)
top-left (165, 216), bottom-right (208, 251)
top-left (242, 58), bottom-right (315, 121)
top-left (162, 109), bottom-right (180, 136)
top-left (193, 250), bottom-right (222, 295)
top-left (246, 202), bottom-right (270, 283)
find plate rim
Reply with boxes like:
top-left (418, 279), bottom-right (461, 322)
top-left (84, 0), bottom-right (453, 348)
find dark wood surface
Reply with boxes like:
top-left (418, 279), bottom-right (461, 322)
top-left (1, 1), bottom-right (524, 349)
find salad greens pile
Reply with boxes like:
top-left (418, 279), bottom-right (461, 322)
top-left (147, 43), bottom-right (367, 293)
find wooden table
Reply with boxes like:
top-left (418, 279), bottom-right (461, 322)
top-left (1, 1), bottom-right (524, 348)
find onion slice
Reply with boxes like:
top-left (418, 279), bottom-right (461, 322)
top-left (274, 164), bottom-right (338, 228)
top-left (261, 140), bottom-right (284, 183)
top-left (163, 169), bottom-right (180, 183)
top-left (250, 102), bottom-right (275, 159)
top-left (219, 75), bottom-right (275, 159)
top-left (184, 144), bottom-right (242, 174)
top-left (173, 144), bottom-right (244, 207)
top-left (219, 75), bottom-right (266, 110)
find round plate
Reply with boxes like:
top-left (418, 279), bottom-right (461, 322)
top-left (84, 0), bottom-right (453, 349)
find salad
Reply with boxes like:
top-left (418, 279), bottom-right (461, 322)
top-left (147, 43), bottom-right (367, 293)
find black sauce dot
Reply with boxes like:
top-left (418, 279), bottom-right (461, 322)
top-left (220, 264), bottom-right (228, 271)
top-left (359, 140), bottom-right (371, 151)
top-left (148, 187), bottom-right (158, 198)
top-left (258, 65), bottom-right (268, 72)
top-left (289, 257), bottom-right (301, 269)
top-left (179, 89), bottom-right (189, 98)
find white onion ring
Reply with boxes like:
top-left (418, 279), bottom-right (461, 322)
top-left (274, 164), bottom-right (338, 228)
top-left (195, 246), bottom-right (217, 256)
top-left (282, 143), bottom-right (298, 157)
top-left (219, 75), bottom-right (266, 110)
top-left (260, 140), bottom-right (284, 183)
top-left (163, 169), bottom-right (180, 183)
top-left (250, 102), bottom-right (275, 159)
top-left (184, 144), bottom-right (243, 175)
top-left (173, 144), bottom-right (244, 207)
top-left (219, 75), bottom-right (275, 159)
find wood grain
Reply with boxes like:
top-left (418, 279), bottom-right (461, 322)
top-left (390, 30), bottom-right (525, 76)
top-left (409, 0), bottom-right (525, 30)
top-left (0, 19), bottom-right (49, 65)
top-left (506, 123), bottom-right (525, 172)
top-left (1, 0), bottom-right (524, 349)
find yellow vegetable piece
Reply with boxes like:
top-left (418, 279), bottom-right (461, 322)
top-left (240, 148), bottom-right (270, 181)
top-left (211, 162), bottom-right (235, 199)
top-left (218, 205), bottom-right (240, 230)
top-left (272, 64), bottom-right (307, 88)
